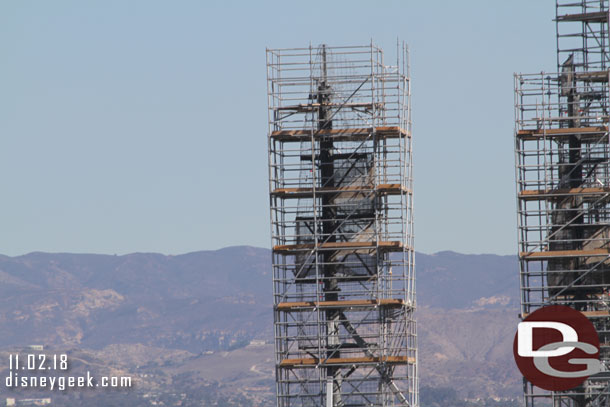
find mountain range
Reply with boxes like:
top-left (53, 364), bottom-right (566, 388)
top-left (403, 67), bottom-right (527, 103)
top-left (0, 247), bottom-right (522, 406)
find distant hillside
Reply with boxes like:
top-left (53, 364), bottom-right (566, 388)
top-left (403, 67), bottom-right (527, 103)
top-left (417, 251), bottom-right (518, 309)
top-left (0, 247), bottom-right (522, 405)
top-left (0, 247), bottom-right (272, 350)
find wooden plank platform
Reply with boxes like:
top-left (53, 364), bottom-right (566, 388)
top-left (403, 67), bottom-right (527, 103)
top-left (522, 310), bottom-right (610, 319)
top-left (271, 184), bottom-right (409, 198)
top-left (270, 126), bottom-right (408, 142)
top-left (273, 241), bottom-right (404, 254)
top-left (583, 310), bottom-right (610, 317)
top-left (276, 298), bottom-right (405, 311)
top-left (279, 355), bottom-right (414, 368)
top-left (519, 187), bottom-right (610, 201)
top-left (556, 11), bottom-right (608, 23)
top-left (520, 249), bottom-right (610, 259)
top-left (576, 71), bottom-right (609, 83)
top-left (517, 126), bottom-right (607, 140)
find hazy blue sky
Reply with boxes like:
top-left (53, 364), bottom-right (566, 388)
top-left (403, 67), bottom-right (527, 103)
top-left (1, 1), bottom-right (556, 256)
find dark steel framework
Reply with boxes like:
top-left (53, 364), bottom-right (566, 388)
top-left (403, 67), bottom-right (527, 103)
top-left (266, 43), bottom-right (417, 407)
top-left (515, 1), bottom-right (610, 406)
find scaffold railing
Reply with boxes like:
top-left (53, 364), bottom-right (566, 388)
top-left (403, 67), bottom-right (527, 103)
top-left (515, 2), bottom-right (610, 406)
top-left (267, 42), bottom-right (417, 407)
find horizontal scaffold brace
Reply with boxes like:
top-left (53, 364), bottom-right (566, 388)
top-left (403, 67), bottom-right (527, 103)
top-left (279, 355), bottom-right (415, 368)
top-left (275, 298), bottom-right (407, 311)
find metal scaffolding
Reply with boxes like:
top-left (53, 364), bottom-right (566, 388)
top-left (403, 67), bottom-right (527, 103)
top-left (266, 43), bottom-right (417, 407)
top-left (515, 1), bottom-right (610, 406)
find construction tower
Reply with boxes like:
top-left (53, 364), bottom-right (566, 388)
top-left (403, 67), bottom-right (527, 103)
top-left (266, 43), bottom-right (417, 406)
top-left (515, 1), bottom-right (610, 405)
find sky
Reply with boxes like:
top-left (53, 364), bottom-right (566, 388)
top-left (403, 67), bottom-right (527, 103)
top-left (1, 1), bottom-right (557, 256)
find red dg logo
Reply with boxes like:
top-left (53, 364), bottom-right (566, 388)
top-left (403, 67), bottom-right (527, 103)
top-left (513, 305), bottom-right (601, 391)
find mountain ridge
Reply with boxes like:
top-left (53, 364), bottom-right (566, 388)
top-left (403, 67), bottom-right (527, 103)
top-left (0, 246), bottom-right (522, 404)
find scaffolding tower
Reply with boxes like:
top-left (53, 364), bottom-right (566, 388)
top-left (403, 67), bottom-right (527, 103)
top-left (266, 43), bottom-right (417, 407)
top-left (515, 1), bottom-right (610, 406)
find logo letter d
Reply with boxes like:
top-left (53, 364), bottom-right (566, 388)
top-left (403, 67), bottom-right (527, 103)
top-left (518, 321), bottom-right (578, 357)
